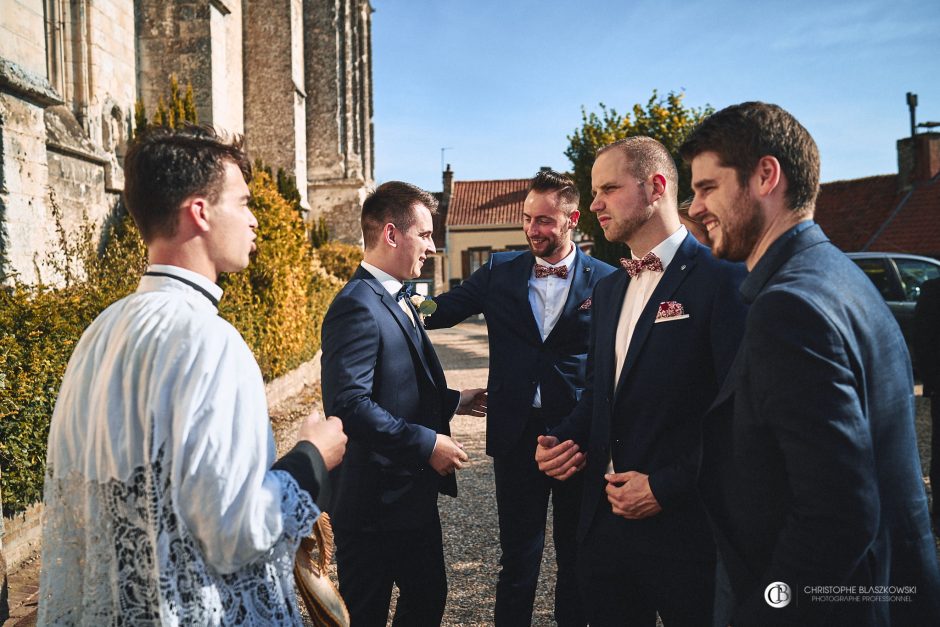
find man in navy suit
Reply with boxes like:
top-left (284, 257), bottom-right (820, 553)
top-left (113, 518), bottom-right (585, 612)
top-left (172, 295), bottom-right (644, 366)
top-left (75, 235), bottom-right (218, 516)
top-left (424, 169), bottom-right (616, 626)
top-left (537, 137), bottom-right (748, 626)
top-left (321, 181), bottom-right (486, 626)
top-left (680, 101), bottom-right (940, 625)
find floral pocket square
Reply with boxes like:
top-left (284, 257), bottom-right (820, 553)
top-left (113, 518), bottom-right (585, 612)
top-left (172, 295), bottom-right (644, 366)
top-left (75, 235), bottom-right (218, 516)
top-left (578, 297), bottom-right (592, 311)
top-left (654, 300), bottom-right (690, 323)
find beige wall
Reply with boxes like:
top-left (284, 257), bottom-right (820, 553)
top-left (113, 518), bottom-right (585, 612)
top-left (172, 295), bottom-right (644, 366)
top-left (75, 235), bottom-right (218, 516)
top-left (0, 0), bottom-right (46, 77)
top-left (447, 226), bottom-right (527, 282)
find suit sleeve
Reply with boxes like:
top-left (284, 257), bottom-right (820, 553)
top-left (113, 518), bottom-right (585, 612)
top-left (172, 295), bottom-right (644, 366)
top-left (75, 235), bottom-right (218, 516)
top-left (734, 289), bottom-right (880, 624)
top-left (271, 441), bottom-right (330, 507)
top-left (423, 262), bottom-right (490, 329)
top-left (649, 262), bottom-right (748, 509)
top-left (321, 294), bottom-right (438, 466)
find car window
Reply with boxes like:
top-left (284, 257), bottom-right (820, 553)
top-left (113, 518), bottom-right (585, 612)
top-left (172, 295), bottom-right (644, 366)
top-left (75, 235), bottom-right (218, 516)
top-left (851, 258), bottom-right (897, 300)
top-left (894, 258), bottom-right (940, 302)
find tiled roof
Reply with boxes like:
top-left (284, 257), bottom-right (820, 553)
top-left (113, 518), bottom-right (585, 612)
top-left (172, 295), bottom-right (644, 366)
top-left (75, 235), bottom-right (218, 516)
top-left (446, 179), bottom-right (530, 226)
top-left (815, 174), bottom-right (940, 257)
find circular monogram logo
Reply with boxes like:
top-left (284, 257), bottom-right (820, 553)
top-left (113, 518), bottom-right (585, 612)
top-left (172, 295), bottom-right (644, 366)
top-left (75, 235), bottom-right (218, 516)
top-left (764, 581), bottom-right (792, 608)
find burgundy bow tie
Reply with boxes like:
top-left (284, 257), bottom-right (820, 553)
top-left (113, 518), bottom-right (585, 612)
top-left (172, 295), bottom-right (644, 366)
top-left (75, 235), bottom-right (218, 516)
top-left (620, 252), bottom-right (664, 278)
top-left (534, 264), bottom-right (568, 279)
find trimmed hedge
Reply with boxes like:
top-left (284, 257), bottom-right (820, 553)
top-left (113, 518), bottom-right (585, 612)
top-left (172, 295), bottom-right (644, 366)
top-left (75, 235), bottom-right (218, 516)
top-left (316, 241), bottom-right (364, 281)
top-left (0, 170), bottom-right (344, 514)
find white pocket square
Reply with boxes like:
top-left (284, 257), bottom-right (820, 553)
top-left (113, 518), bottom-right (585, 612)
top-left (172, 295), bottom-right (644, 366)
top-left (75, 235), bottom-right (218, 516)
top-left (654, 314), bottom-right (690, 323)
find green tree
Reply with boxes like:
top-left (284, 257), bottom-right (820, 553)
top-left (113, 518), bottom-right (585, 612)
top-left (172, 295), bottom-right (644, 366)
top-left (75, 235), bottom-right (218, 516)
top-left (565, 90), bottom-right (713, 264)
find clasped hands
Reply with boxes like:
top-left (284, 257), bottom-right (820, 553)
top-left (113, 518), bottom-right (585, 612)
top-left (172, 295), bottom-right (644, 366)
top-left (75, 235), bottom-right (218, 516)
top-left (429, 388), bottom-right (487, 476)
top-left (534, 436), bottom-right (661, 519)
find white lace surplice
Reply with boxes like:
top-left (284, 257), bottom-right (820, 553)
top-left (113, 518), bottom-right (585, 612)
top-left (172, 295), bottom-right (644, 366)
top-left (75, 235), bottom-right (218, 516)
top-left (38, 266), bottom-right (318, 626)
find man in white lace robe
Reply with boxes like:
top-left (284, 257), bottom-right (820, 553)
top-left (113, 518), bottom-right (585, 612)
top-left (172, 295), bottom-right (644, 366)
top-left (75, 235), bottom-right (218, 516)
top-left (38, 126), bottom-right (347, 626)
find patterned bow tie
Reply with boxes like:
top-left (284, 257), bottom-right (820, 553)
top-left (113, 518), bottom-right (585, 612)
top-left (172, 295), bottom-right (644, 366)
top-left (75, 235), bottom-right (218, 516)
top-left (534, 264), bottom-right (568, 279)
top-left (620, 252), bottom-right (664, 278)
top-left (395, 284), bottom-right (414, 301)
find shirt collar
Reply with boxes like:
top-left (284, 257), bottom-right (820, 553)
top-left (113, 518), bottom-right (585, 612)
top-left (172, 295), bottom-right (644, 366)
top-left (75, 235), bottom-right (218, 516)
top-left (534, 243), bottom-right (578, 270)
top-left (633, 225), bottom-right (687, 271)
top-left (360, 260), bottom-right (404, 297)
top-left (143, 264), bottom-right (224, 304)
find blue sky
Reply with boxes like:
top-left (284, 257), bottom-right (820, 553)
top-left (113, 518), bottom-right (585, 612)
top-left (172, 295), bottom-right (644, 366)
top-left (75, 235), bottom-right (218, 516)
top-left (370, 0), bottom-right (940, 192)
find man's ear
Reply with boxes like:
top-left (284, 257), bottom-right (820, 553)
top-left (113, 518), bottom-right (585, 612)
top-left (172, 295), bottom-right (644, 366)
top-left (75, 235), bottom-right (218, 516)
top-left (183, 197), bottom-right (210, 233)
top-left (753, 156), bottom-right (782, 198)
top-left (649, 173), bottom-right (667, 203)
top-left (568, 209), bottom-right (581, 230)
top-left (382, 222), bottom-right (397, 247)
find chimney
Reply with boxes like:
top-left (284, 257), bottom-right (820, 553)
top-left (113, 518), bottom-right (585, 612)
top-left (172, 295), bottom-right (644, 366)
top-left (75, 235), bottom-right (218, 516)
top-left (442, 164), bottom-right (454, 207)
top-left (898, 132), bottom-right (940, 190)
top-left (539, 166), bottom-right (551, 172)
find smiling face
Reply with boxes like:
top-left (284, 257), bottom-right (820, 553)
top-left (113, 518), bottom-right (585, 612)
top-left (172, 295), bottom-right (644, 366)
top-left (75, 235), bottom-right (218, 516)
top-left (589, 149), bottom-right (653, 246)
top-left (206, 160), bottom-right (256, 274)
top-left (523, 190), bottom-right (578, 264)
top-left (393, 203), bottom-right (436, 280)
top-left (689, 151), bottom-right (764, 262)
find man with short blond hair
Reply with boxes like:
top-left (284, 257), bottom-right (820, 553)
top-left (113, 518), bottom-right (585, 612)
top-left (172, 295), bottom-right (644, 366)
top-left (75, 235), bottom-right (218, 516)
top-left (537, 137), bottom-right (747, 626)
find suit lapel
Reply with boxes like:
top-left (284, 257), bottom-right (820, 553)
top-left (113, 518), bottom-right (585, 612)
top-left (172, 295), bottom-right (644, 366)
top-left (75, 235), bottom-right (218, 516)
top-left (545, 250), bottom-right (593, 345)
top-left (614, 234), bottom-right (699, 401)
top-left (357, 267), bottom-right (437, 385)
top-left (597, 271), bottom-right (629, 397)
top-left (510, 253), bottom-right (544, 344)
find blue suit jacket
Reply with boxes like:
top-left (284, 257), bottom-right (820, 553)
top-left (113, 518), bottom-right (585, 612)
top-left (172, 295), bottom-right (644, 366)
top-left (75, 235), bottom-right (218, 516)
top-left (321, 266), bottom-right (460, 532)
top-left (552, 233), bottom-right (747, 559)
top-left (699, 222), bottom-right (940, 625)
top-left (425, 248), bottom-right (616, 457)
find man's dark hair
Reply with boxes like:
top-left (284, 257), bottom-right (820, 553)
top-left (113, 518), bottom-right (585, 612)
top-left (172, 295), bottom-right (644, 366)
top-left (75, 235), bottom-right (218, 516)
top-left (529, 169), bottom-right (579, 214)
top-left (679, 102), bottom-right (820, 215)
top-left (361, 181), bottom-right (438, 250)
top-left (123, 125), bottom-right (251, 242)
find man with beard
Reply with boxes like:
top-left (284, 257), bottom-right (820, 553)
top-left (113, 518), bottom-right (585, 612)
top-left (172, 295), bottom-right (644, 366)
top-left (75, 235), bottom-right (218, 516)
top-left (680, 101), bottom-right (940, 626)
top-left (424, 169), bottom-right (615, 626)
top-left (535, 138), bottom-right (747, 626)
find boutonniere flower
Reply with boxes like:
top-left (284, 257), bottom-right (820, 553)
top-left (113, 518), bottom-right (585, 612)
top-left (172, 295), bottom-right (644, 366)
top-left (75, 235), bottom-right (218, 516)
top-left (654, 300), bottom-right (690, 323)
top-left (410, 294), bottom-right (438, 318)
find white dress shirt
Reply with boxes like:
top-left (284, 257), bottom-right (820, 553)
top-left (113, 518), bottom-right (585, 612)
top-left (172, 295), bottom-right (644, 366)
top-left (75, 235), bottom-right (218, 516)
top-left (613, 226), bottom-right (688, 384)
top-left (528, 244), bottom-right (578, 407)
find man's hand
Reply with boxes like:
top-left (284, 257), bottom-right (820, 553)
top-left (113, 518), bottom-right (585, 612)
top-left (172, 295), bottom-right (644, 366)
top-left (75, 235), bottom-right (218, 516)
top-left (429, 434), bottom-right (469, 476)
top-left (297, 410), bottom-right (347, 471)
top-left (605, 470), bottom-right (661, 519)
top-left (456, 388), bottom-right (487, 416)
top-left (535, 435), bottom-right (586, 480)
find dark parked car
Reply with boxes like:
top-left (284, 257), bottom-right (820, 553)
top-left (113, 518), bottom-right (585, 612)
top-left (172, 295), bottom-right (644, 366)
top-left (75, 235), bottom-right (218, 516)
top-left (847, 252), bottom-right (940, 365)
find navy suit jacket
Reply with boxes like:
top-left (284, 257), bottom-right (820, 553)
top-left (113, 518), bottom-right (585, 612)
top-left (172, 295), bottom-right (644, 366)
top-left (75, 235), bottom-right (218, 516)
top-left (552, 233), bottom-right (747, 559)
top-left (425, 248), bottom-right (616, 457)
top-left (321, 266), bottom-right (461, 532)
top-left (699, 222), bottom-right (940, 625)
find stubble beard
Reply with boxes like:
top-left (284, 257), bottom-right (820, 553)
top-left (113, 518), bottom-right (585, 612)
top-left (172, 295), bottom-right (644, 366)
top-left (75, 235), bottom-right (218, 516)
top-left (608, 205), bottom-right (653, 246)
top-left (714, 190), bottom-right (764, 262)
